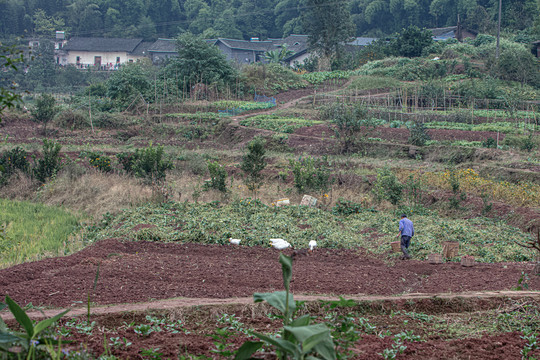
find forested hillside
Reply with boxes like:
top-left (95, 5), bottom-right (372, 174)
top-left (0, 0), bottom-right (538, 40)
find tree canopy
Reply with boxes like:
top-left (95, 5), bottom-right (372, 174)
top-left (0, 0), bottom-right (537, 40)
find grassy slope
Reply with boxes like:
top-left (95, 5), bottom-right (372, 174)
top-left (0, 199), bottom-right (83, 268)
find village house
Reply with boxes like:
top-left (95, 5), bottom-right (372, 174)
top-left (61, 37), bottom-right (152, 69)
top-left (532, 41), bottom-right (540, 58)
top-left (429, 26), bottom-right (478, 42)
top-left (147, 38), bottom-right (177, 64)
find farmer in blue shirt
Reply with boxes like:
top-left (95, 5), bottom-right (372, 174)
top-left (396, 214), bottom-right (414, 259)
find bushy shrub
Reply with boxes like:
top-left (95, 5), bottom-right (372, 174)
top-left (117, 143), bottom-right (173, 181)
top-left (445, 110), bottom-right (475, 124)
top-left (290, 156), bottom-right (334, 194)
top-left (82, 151), bottom-right (112, 172)
top-left (241, 63), bottom-right (306, 93)
top-left (92, 112), bottom-right (126, 129)
top-left (331, 198), bottom-right (373, 215)
top-left (53, 109), bottom-right (89, 130)
top-left (34, 139), bottom-right (62, 183)
top-left (372, 166), bottom-right (402, 205)
top-left (503, 134), bottom-right (538, 152)
top-left (482, 137), bottom-right (497, 148)
top-left (0, 147), bottom-right (30, 185)
top-left (204, 161), bottom-right (228, 192)
top-left (408, 121), bottom-right (430, 146)
top-left (240, 137), bottom-right (267, 194)
top-left (321, 102), bottom-right (375, 154)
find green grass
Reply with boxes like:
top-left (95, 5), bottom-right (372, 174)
top-left (0, 199), bottom-right (83, 268)
top-left (87, 200), bottom-right (534, 263)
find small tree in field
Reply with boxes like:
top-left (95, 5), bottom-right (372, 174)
top-left (241, 137), bottom-right (267, 197)
top-left (31, 94), bottom-right (58, 136)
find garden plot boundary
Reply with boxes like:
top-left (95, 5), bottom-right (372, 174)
top-left (3, 290), bottom-right (540, 322)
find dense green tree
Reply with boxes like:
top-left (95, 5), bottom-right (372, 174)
top-left (106, 61), bottom-right (154, 106)
top-left (241, 137), bottom-right (267, 197)
top-left (32, 8), bottom-right (66, 36)
top-left (0, 42), bottom-right (25, 121)
top-left (162, 33), bottom-right (237, 94)
top-left (25, 41), bottom-right (56, 90)
top-left (391, 25), bottom-right (433, 57)
top-left (275, 0), bottom-right (304, 36)
top-left (67, 0), bottom-right (103, 36)
top-left (303, 0), bottom-right (355, 70)
top-left (31, 93), bottom-right (58, 136)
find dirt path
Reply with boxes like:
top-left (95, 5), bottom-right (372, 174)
top-left (3, 290), bottom-right (539, 322)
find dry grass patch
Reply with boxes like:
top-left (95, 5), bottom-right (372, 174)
top-left (38, 171), bottom-right (154, 218)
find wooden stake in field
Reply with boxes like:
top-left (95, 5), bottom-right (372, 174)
top-left (89, 94), bottom-right (94, 134)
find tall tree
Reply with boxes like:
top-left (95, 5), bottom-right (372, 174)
top-left (303, 0), bottom-right (355, 70)
top-left (161, 32), bottom-right (237, 94)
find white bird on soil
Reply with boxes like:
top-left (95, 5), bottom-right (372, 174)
top-left (229, 238), bottom-right (241, 245)
top-left (308, 240), bottom-right (317, 251)
top-left (269, 238), bottom-right (291, 250)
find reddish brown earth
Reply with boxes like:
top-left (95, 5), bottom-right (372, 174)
top-left (56, 314), bottom-right (540, 360)
top-left (1, 238), bottom-right (539, 309)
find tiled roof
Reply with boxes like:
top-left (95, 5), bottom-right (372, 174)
top-left (429, 26), bottom-right (457, 37)
top-left (348, 37), bottom-right (377, 46)
top-left (216, 38), bottom-right (274, 52)
top-left (131, 41), bottom-right (153, 56)
top-left (63, 37), bottom-right (143, 52)
top-left (148, 39), bottom-right (177, 53)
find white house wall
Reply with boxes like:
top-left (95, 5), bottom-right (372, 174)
top-left (288, 52), bottom-right (311, 67)
top-left (66, 51), bottom-right (133, 66)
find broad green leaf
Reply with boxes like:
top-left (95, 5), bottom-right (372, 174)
top-left (284, 324), bottom-right (336, 360)
top-left (253, 291), bottom-right (295, 315)
top-left (34, 309), bottom-right (69, 337)
top-left (253, 333), bottom-right (301, 359)
top-left (303, 332), bottom-right (329, 354)
top-left (312, 336), bottom-right (337, 360)
top-left (5, 295), bottom-right (33, 338)
top-left (306, 356), bottom-right (322, 360)
top-left (290, 314), bottom-right (311, 327)
top-left (285, 315), bottom-right (312, 342)
top-left (279, 254), bottom-right (293, 292)
top-left (283, 324), bottom-right (329, 343)
top-left (234, 341), bottom-right (263, 360)
top-left (0, 332), bottom-right (22, 345)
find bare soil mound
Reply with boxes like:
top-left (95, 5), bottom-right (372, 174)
top-left (1, 239), bottom-right (538, 308)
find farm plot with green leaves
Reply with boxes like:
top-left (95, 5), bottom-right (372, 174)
top-left (87, 200), bottom-right (535, 263)
top-left (213, 100), bottom-right (275, 111)
top-left (239, 115), bottom-right (322, 133)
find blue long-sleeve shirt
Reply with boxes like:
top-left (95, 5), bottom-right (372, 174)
top-left (399, 218), bottom-right (414, 237)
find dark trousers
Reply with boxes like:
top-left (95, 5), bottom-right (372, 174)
top-left (401, 235), bottom-right (412, 258)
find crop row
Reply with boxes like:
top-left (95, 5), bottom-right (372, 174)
top-left (87, 200), bottom-right (534, 263)
top-left (239, 115), bottom-right (321, 133)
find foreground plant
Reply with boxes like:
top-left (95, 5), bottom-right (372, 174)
top-left (0, 295), bottom-right (69, 359)
top-left (235, 254), bottom-right (336, 360)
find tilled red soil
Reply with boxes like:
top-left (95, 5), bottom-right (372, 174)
top-left (1, 239), bottom-right (538, 308)
top-left (293, 124), bottom-right (506, 143)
